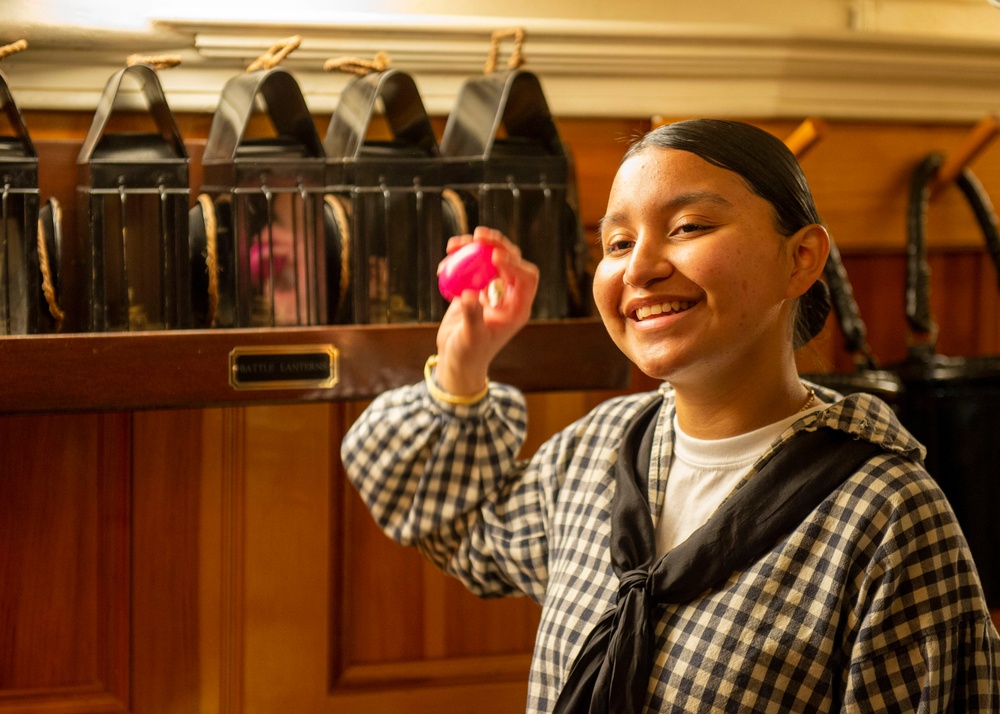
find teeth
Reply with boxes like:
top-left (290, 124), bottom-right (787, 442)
top-left (635, 300), bottom-right (694, 321)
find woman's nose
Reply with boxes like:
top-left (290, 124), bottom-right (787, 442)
top-left (623, 234), bottom-right (672, 288)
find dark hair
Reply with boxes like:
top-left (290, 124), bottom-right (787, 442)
top-left (623, 119), bottom-right (831, 348)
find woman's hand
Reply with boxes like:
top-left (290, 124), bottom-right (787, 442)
top-left (434, 226), bottom-right (539, 397)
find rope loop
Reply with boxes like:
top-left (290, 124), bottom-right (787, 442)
top-left (127, 53), bottom-right (182, 70)
top-left (323, 50), bottom-right (391, 76)
top-left (247, 35), bottom-right (301, 72)
top-left (0, 39), bottom-right (28, 62)
top-left (484, 27), bottom-right (525, 74)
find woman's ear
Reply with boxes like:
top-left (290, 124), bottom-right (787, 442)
top-left (785, 223), bottom-right (830, 299)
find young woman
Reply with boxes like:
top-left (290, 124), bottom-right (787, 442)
top-left (341, 119), bottom-right (999, 712)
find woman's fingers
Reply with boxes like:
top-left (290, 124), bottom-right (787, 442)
top-left (445, 234), bottom-right (473, 254)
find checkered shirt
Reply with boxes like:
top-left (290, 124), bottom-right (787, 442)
top-left (341, 380), bottom-right (1000, 712)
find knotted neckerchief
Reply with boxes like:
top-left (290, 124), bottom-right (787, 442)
top-left (554, 397), bottom-right (885, 713)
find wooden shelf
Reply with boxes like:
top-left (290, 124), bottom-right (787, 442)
top-left (0, 318), bottom-right (630, 414)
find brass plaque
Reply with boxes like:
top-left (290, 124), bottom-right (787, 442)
top-left (229, 345), bottom-right (339, 391)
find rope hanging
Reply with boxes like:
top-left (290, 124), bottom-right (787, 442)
top-left (324, 194), bottom-right (352, 311)
top-left (484, 27), bottom-right (525, 74)
top-left (323, 51), bottom-right (392, 76)
top-left (37, 200), bottom-right (65, 327)
top-left (197, 194), bottom-right (220, 328)
top-left (247, 35), bottom-right (301, 72)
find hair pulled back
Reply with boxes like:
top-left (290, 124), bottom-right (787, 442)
top-left (623, 119), bottom-right (830, 348)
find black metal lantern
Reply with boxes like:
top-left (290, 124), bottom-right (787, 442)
top-left (72, 62), bottom-right (191, 332)
top-left (440, 68), bottom-right (588, 319)
top-left (324, 64), bottom-right (449, 324)
top-left (191, 66), bottom-right (328, 328)
top-left (0, 66), bottom-right (60, 334)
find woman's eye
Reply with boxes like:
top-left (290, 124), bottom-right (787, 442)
top-left (674, 222), bottom-right (708, 235)
top-left (603, 237), bottom-right (633, 254)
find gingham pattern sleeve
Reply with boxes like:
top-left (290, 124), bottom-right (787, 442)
top-left (341, 380), bottom-right (549, 602)
top-left (839, 455), bottom-right (1000, 711)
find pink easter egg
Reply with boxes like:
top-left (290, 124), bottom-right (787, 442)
top-left (438, 240), bottom-right (498, 300)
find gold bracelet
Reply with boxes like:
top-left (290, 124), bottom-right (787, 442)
top-left (424, 355), bottom-right (490, 406)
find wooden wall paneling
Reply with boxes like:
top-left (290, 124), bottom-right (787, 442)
top-left (811, 251), bottom-right (1000, 370)
top-left (189, 405), bottom-right (256, 714)
top-left (131, 409), bottom-right (205, 714)
top-left (338, 443), bottom-right (428, 669)
top-left (194, 407), bottom-right (245, 714)
top-left (0, 412), bottom-right (130, 713)
top-left (239, 403), bottom-right (332, 713)
top-left (928, 251), bottom-right (990, 359)
top-left (814, 122), bottom-right (1000, 252)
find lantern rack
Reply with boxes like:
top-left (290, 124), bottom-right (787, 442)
top-left (0, 318), bottom-right (631, 414)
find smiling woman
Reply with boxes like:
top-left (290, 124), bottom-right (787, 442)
top-left (594, 120), bottom-right (831, 438)
top-left (341, 118), bottom-right (1000, 712)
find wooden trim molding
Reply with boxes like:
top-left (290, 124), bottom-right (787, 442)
top-left (4, 15), bottom-right (1000, 120)
top-left (334, 654), bottom-right (533, 690)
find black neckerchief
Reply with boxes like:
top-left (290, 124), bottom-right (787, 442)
top-left (554, 397), bottom-right (884, 713)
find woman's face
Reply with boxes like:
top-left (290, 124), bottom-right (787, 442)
top-left (594, 147), bottom-right (800, 385)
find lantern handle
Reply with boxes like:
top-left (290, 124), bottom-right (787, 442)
top-left (484, 27), bottom-right (526, 74)
top-left (783, 117), bottom-right (828, 159)
top-left (77, 63), bottom-right (188, 163)
top-left (247, 35), bottom-right (301, 72)
top-left (0, 39), bottom-right (27, 62)
top-left (929, 113), bottom-right (1000, 195)
top-left (323, 51), bottom-right (392, 76)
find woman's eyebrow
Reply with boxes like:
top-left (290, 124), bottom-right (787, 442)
top-left (597, 213), bottom-right (623, 236)
top-left (659, 190), bottom-right (733, 213)
top-left (598, 191), bottom-right (733, 236)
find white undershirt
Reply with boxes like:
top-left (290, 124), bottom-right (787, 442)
top-left (655, 403), bottom-right (826, 558)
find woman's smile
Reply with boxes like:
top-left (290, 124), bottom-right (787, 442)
top-left (632, 299), bottom-right (697, 322)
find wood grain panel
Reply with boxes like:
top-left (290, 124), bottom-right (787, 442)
top-left (131, 409), bottom-right (204, 714)
top-left (240, 404), bottom-right (332, 712)
top-left (0, 412), bottom-right (129, 713)
top-left (195, 407), bottom-right (247, 714)
top-left (806, 251), bottom-right (1000, 371)
top-left (340, 480), bottom-right (427, 667)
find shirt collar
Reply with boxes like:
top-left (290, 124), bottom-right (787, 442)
top-left (653, 381), bottom-right (925, 465)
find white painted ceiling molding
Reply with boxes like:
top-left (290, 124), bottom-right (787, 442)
top-left (3, 14), bottom-right (1000, 121)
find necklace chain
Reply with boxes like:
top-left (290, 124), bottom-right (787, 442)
top-left (799, 387), bottom-right (817, 413)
